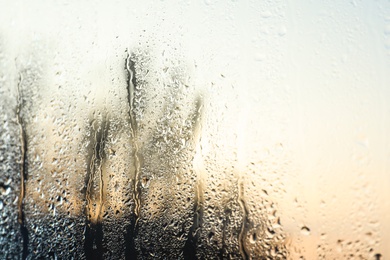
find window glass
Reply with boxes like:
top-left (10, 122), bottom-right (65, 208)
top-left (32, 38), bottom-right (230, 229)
top-left (0, 0), bottom-right (389, 259)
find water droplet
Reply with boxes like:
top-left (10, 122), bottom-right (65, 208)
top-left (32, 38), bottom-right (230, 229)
top-left (0, 186), bottom-right (11, 195)
top-left (301, 226), bottom-right (310, 235)
top-left (141, 177), bottom-right (150, 188)
top-left (250, 232), bottom-right (257, 243)
top-left (108, 148), bottom-right (116, 156)
top-left (337, 239), bottom-right (344, 252)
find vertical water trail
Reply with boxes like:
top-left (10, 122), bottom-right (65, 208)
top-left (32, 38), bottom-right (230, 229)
top-left (86, 120), bottom-right (97, 224)
top-left (16, 72), bottom-right (29, 259)
top-left (84, 116), bottom-right (107, 258)
top-left (16, 74), bottom-right (28, 259)
top-left (84, 120), bottom-right (98, 259)
top-left (238, 181), bottom-right (249, 260)
top-left (16, 73), bottom-right (25, 226)
top-left (96, 117), bottom-right (108, 224)
top-left (183, 98), bottom-right (204, 258)
top-left (125, 52), bottom-right (141, 222)
top-left (86, 115), bottom-right (108, 223)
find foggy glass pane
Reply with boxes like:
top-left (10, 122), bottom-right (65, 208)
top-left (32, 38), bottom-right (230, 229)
top-left (1, 0), bottom-right (389, 259)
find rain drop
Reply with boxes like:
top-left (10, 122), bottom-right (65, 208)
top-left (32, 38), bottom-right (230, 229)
top-left (301, 226), bottom-right (311, 235)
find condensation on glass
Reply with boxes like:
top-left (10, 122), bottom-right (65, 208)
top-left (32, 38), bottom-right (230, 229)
top-left (0, 0), bottom-right (389, 259)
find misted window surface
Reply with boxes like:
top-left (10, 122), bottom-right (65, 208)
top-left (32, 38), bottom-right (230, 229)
top-left (1, 0), bottom-right (389, 259)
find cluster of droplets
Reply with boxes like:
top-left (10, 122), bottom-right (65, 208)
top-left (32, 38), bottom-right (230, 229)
top-left (0, 42), bottom-right (292, 259)
top-left (128, 47), bottom-right (203, 259)
top-left (0, 61), bottom-right (23, 258)
top-left (241, 175), bottom-right (287, 259)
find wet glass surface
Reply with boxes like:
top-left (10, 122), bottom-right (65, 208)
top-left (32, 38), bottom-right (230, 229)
top-left (1, 0), bottom-right (390, 259)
